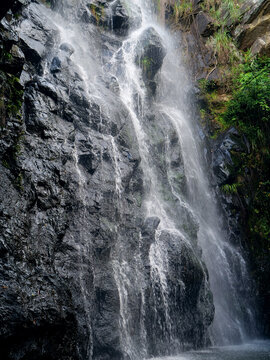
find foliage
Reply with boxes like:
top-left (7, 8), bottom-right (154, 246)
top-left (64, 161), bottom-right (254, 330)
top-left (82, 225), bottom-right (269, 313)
top-left (221, 56), bottom-right (270, 263)
top-left (201, 0), bottom-right (244, 26)
top-left (88, 4), bottom-right (105, 26)
top-left (223, 57), bottom-right (270, 147)
top-left (173, 0), bottom-right (194, 21)
top-left (221, 183), bottom-right (241, 194)
top-left (198, 78), bottom-right (231, 137)
top-left (39, 0), bottom-right (51, 8)
top-left (206, 29), bottom-right (242, 66)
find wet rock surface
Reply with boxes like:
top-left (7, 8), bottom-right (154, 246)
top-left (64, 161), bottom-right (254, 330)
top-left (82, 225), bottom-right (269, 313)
top-left (211, 128), bottom-right (248, 246)
top-left (136, 27), bottom-right (166, 95)
top-left (0, 1), bottom-right (214, 359)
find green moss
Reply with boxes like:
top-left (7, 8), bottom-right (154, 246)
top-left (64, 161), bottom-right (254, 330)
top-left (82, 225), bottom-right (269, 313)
top-left (2, 159), bottom-right (10, 169)
top-left (0, 71), bottom-right (23, 126)
top-left (135, 193), bottom-right (142, 207)
top-left (221, 183), bottom-right (241, 194)
top-left (14, 172), bottom-right (24, 191)
top-left (141, 56), bottom-right (152, 69)
top-left (38, 0), bottom-right (51, 8)
top-left (213, 57), bottom-right (270, 293)
top-left (87, 4), bottom-right (105, 26)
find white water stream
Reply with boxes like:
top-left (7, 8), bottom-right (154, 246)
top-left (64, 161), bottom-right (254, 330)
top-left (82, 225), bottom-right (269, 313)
top-left (38, 0), bottom-right (257, 358)
top-left (107, 0), bottom-right (256, 353)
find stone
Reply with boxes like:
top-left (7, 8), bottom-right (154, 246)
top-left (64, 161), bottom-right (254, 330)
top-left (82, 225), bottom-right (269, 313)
top-left (86, 0), bottom-right (141, 36)
top-left (50, 56), bottom-right (61, 73)
top-left (237, 14), bottom-right (270, 50)
top-left (141, 216), bottom-right (160, 237)
top-left (0, 1), bottom-right (215, 359)
top-left (250, 35), bottom-right (270, 55)
top-left (234, 0), bottom-right (270, 50)
top-left (59, 42), bottom-right (75, 55)
top-left (195, 11), bottom-right (215, 37)
top-left (135, 27), bottom-right (166, 95)
top-left (144, 230), bottom-right (214, 355)
top-left (212, 127), bottom-right (248, 186)
top-left (0, 44), bottom-right (25, 74)
top-left (238, 0), bottom-right (270, 25)
top-left (0, 0), bottom-right (30, 20)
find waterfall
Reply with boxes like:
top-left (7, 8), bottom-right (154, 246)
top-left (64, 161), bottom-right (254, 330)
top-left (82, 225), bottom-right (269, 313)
top-left (107, 0), bottom-right (255, 350)
top-left (33, 0), bottom-right (257, 358)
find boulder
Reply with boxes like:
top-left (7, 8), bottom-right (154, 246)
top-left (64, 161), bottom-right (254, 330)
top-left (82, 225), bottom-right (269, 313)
top-left (0, 44), bottom-right (25, 75)
top-left (194, 11), bottom-right (216, 37)
top-left (50, 56), bottom-right (61, 73)
top-left (141, 216), bottom-right (160, 259)
top-left (144, 230), bottom-right (214, 355)
top-left (135, 27), bottom-right (166, 95)
top-left (237, 14), bottom-right (270, 50)
top-left (50, 43), bottom-right (74, 74)
top-left (86, 0), bottom-right (141, 36)
top-left (212, 127), bottom-right (248, 186)
top-left (234, 0), bottom-right (270, 50)
top-left (59, 42), bottom-right (75, 55)
top-left (110, 0), bottom-right (141, 35)
top-left (238, 0), bottom-right (270, 25)
top-left (0, 0), bottom-right (30, 20)
top-left (250, 34), bottom-right (270, 56)
top-left (141, 216), bottom-right (160, 237)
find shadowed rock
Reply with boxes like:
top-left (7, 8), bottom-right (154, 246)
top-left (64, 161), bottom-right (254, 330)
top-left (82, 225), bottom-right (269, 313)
top-left (135, 27), bottom-right (166, 95)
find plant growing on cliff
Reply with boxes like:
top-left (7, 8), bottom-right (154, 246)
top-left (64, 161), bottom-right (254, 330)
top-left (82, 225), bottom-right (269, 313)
top-left (222, 56), bottom-right (270, 253)
top-left (223, 57), bottom-right (270, 145)
top-left (221, 183), bottom-right (241, 194)
top-left (88, 4), bottom-right (105, 26)
top-left (207, 29), bottom-right (241, 67)
top-left (173, 0), bottom-right (194, 20)
top-left (201, 0), bottom-right (244, 25)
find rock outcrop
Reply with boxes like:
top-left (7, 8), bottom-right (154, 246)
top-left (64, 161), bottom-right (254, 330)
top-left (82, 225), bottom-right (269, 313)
top-left (0, 0), bottom-right (215, 359)
top-left (164, 0), bottom-right (270, 336)
top-left (234, 0), bottom-right (270, 55)
top-left (136, 27), bottom-right (166, 95)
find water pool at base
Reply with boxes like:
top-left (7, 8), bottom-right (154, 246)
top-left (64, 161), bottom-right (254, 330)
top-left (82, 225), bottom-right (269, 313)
top-left (152, 340), bottom-right (270, 360)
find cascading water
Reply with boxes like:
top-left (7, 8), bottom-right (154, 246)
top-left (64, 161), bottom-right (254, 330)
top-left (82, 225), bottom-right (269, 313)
top-left (106, 0), bottom-right (256, 351)
top-left (34, 0), bottom-right (257, 358)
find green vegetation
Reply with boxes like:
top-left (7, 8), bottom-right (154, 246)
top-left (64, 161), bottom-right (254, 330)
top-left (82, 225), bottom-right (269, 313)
top-left (87, 3), bottom-right (105, 26)
top-left (201, 0), bottom-right (244, 25)
top-left (206, 29), bottom-right (241, 68)
top-left (169, 0), bottom-right (243, 29)
top-left (0, 71), bottom-right (23, 125)
top-left (222, 57), bottom-right (270, 242)
top-left (165, 0), bottom-right (195, 30)
top-left (39, 0), bottom-right (52, 8)
top-left (173, 0), bottom-right (194, 21)
top-left (223, 57), bottom-right (270, 144)
top-left (141, 56), bottom-right (154, 78)
top-left (0, 50), bottom-right (24, 187)
top-left (221, 183), bottom-right (241, 194)
top-left (198, 78), bottom-right (231, 136)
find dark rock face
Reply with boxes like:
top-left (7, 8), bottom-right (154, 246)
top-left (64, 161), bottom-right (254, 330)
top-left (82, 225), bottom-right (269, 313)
top-left (53, 0), bottom-right (141, 36)
top-left (212, 128), bottom-right (247, 186)
top-left (195, 11), bottom-right (215, 37)
top-left (144, 231), bottom-right (214, 356)
top-left (211, 128), bottom-right (248, 246)
top-left (135, 27), bottom-right (166, 95)
top-left (0, 0), bottom-right (30, 20)
top-left (0, 1), bottom-right (214, 359)
top-left (234, 0), bottom-right (270, 55)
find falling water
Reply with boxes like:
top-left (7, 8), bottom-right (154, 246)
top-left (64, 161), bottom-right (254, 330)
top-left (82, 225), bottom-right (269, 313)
top-left (37, 0), bottom-right (257, 358)
top-left (106, 0), bottom-right (256, 352)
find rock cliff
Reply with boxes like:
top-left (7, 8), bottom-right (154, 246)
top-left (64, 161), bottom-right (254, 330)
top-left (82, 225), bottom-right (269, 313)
top-left (0, 1), bottom-right (215, 359)
top-left (163, 0), bottom-right (270, 336)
